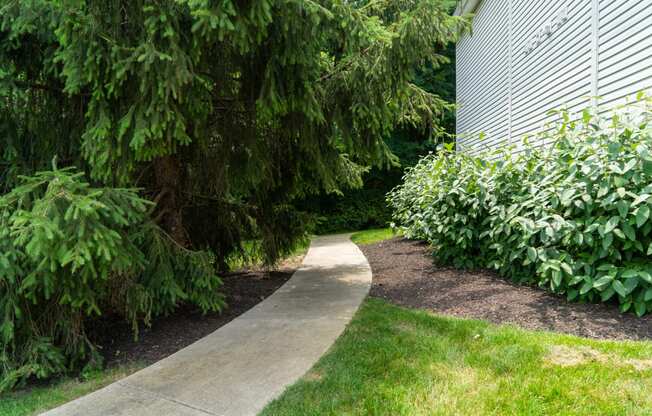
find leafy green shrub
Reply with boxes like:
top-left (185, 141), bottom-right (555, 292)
top-left (389, 96), bottom-right (652, 315)
top-left (0, 169), bottom-right (224, 391)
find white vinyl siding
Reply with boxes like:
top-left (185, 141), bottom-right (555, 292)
top-left (456, 0), bottom-right (652, 153)
top-left (510, 0), bottom-right (592, 150)
top-left (455, 0), bottom-right (509, 153)
top-left (597, 0), bottom-right (652, 109)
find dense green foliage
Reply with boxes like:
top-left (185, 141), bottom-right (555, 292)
top-left (300, 170), bottom-right (398, 234)
top-left (390, 97), bottom-right (652, 315)
top-left (1, 0), bottom-right (467, 389)
top-left (299, 135), bottom-right (440, 234)
top-left (0, 169), bottom-right (223, 391)
top-left (1, 0), bottom-right (467, 253)
top-left (300, 0), bottom-right (458, 234)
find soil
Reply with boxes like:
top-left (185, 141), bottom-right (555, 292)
top-left (97, 255), bottom-right (303, 367)
top-left (360, 237), bottom-right (652, 341)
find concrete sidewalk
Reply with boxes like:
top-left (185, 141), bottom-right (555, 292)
top-left (43, 234), bottom-right (371, 416)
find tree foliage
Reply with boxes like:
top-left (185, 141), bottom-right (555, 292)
top-left (1, 0), bottom-right (467, 250)
top-left (0, 168), bottom-right (224, 391)
top-left (0, 0), bottom-right (467, 388)
top-left (298, 0), bottom-right (459, 234)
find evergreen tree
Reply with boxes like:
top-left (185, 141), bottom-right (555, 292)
top-left (2, 0), bottom-right (467, 256)
top-left (298, 0), bottom-right (460, 234)
top-left (0, 0), bottom-right (468, 388)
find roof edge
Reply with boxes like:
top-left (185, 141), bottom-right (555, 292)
top-left (454, 0), bottom-right (482, 16)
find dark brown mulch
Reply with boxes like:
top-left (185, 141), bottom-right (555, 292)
top-left (96, 257), bottom-right (301, 367)
top-left (360, 237), bottom-right (652, 341)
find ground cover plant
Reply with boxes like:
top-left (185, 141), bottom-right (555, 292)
top-left (389, 96), bottom-right (652, 315)
top-left (262, 298), bottom-right (652, 415)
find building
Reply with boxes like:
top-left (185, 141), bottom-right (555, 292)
top-left (454, 0), bottom-right (652, 153)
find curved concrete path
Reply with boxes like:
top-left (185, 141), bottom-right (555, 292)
top-left (43, 234), bottom-right (371, 416)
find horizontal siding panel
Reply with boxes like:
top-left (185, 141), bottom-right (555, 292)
top-left (600, 75), bottom-right (652, 107)
top-left (599, 21), bottom-right (652, 63)
top-left (599, 40), bottom-right (652, 80)
top-left (456, 0), bottom-right (510, 152)
top-left (511, 0), bottom-right (552, 49)
top-left (599, 1), bottom-right (650, 38)
top-left (511, 49), bottom-right (591, 107)
top-left (509, 0), bottom-right (592, 146)
top-left (600, 61), bottom-right (652, 94)
top-left (511, 0), bottom-right (589, 55)
top-left (510, 12), bottom-right (592, 88)
top-left (597, 0), bottom-right (652, 112)
top-left (512, 60), bottom-right (592, 111)
top-left (512, 92), bottom-right (591, 138)
top-left (512, 95), bottom-right (589, 138)
top-left (456, 0), bottom-right (652, 154)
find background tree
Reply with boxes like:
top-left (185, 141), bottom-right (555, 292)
top-left (300, 0), bottom-right (459, 234)
top-left (0, 0), bottom-right (467, 389)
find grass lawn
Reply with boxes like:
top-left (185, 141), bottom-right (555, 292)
top-left (0, 363), bottom-right (144, 416)
top-left (350, 228), bottom-right (397, 245)
top-left (262, 298), bottom-right (652, 416)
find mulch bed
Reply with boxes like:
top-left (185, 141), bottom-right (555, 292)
top-left (360, 237), bottom-right (652, 341)
top-left (97, 256), bottom-right (301, 367)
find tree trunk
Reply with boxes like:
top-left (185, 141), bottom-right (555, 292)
top-left (153, 154), bottom-right (189, 247)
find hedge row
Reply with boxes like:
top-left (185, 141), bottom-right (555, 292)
top-left (389, 97), bottom-right (652, 315)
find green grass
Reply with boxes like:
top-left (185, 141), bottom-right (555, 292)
top-left (262, 298), bottom-right (652, 416)
top-left (350, 228), bottom-right (397, 245)
top-left (1, 363), bottom-right (144, 416)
